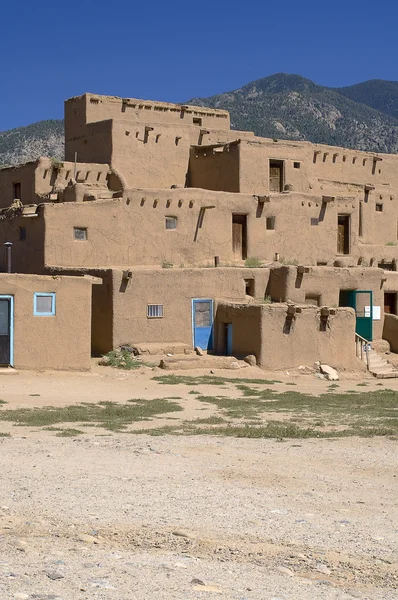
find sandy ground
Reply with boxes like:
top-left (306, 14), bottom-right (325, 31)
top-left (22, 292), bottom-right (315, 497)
top-left (0, 363), bottom-right (397, 599)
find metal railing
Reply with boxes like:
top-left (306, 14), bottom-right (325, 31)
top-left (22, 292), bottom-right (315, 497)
top-left (355, 332), bottom-right (370, 371)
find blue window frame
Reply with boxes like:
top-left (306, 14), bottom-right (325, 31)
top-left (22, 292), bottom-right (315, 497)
top-left (33, 292), bottom-right (56, 316)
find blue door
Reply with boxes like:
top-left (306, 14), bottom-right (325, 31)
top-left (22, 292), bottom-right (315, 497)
top-left (192, 299), bottom-right (213, 350)
top-left (0, 295), bottom-right (13, 366)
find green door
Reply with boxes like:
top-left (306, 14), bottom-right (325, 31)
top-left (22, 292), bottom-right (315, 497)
top-left (341, 290), bottom-right (373, 341)
top-left (354, 291), bottom-right (373, 341)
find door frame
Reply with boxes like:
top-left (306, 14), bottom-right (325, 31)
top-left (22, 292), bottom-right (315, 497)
top-left (191, 298), bottom-right (214, 350)
top-left (0, 295), bottom-right (14, 367)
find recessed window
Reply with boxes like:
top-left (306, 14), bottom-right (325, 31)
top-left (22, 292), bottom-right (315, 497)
top-left (13, 182), bottom-right (21, 200)
top-left (266, 216), bottom-right (275, 230)
top-left (165, 216), bottom-right (177, 230)
top-left (74, 227), bottom-right (87, 240)
top-left (147, 304), bottom-right (164, 318)
top-left (34, 292), bottom-right (56, 316)
top-left (376, 203), bottom-right (383, 212)
top-left (293, 162), bottom-right (301, 169)
top-left (193, 117), bottom-right (202, 126)
top-left (19, 227), bottom-right (26, 241)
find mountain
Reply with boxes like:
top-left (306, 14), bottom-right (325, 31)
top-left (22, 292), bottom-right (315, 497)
top-left (337, 80), bottom-right (398, 120)
top-left (188, 73), bottom-right (398, 154)
top-left (0, 120), bottom-right (64, 167)
top-left (2, 74), bottom-right (398, 166)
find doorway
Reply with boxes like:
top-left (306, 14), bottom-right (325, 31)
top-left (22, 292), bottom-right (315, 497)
top-left (222, 323), bottom-right (233, 356)
top-left (232, 215), bottom-right (247, 260)
top-left (384, 292), bottom-right (397, 315)
top-left (339, 289), bottom-right (373, 341)
top-left (337, 215), bottom-right (350, 255)
top-left (0, 296), bottom-right (13, 366)
top-left (269, 160), bottom-right (284, 192)
top-left (192, 299), bottom-right (213, 350)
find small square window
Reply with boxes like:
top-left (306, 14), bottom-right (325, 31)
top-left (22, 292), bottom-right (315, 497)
top-left (34, 292), bottom-right (56, 316)
top-left (19, 227), bottom-right (26, 241)
top-left (193, 117), bottom-right (202, 126)
top-left (293, 162), bottom-right (301, 169)
top-left (376, 203), bottom-right (383, 212)
top-left (74, 227), bottom-right (87, 240)
top-left (165, 216), bottom-right (177, 230)
top-left (147, 304), bottom-right (164, 318)
top-left (266, 216), bottom-right (275, 230)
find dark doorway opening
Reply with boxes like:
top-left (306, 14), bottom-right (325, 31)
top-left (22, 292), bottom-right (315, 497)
top-left (384, 292), bottom-right (397, 315)
top-left (337, 215), bottom-right (350, 255)
top-left (232, 214), bottom-right (247, 260)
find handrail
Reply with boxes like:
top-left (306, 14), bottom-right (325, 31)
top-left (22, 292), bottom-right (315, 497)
top-left (355, 332), bottom-right (370, 370)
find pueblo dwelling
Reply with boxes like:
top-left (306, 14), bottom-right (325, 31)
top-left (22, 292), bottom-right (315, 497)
top-left (2, 94), bottom-right (398, 373)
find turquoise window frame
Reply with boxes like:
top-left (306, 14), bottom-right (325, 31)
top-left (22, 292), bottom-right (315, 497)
top-left (33, 292), bottom-right (56, 317)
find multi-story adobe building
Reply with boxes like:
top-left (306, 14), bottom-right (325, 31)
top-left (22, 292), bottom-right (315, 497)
top-left (1, 93), bottom-right (398, 373)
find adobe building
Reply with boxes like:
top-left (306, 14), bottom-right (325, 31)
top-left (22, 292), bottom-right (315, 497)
top-left (0, 273), bottom-right (97, 370)
top-left (2, 92), bottom-right (398, 374)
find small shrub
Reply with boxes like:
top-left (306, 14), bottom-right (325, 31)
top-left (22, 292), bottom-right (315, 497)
top-left (100, 349), bottom-right (145, 370)
top-left (245, 257), bottom-right (262, 268)
top-left (162, 261), bottom-right (173, 269)
top-left (386, 242), bottom-right (397, 246)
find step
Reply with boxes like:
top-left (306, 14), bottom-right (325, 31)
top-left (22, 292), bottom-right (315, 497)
top-left (372, 371), bottom-right (398, 379)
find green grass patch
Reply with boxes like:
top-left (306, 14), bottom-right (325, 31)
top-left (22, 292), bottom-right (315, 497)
top-left (0, 432), bottom-right (10, 437)
top-left (153, 375), bottom-right (282, 386)
top-left (44, 427), bottom-right (84, 437)
top-left (0, 399), bottom-right (183, 432)
top-left (0, 400), bottom-right (7, 405)
top-left (196, 388), bottom-right (398, 435)
top-left (357, 382), bottom-right (369, 387)
top-left (191, 416), bottom-right (228, 425)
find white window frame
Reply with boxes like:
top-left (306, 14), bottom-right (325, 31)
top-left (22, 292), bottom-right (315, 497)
top-left (33, 292), bottom-right (56, 316)
top-left (147, 304), bottom-right (164, 318)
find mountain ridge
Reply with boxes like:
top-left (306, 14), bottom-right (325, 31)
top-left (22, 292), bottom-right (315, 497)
top-left (2, 74), bottom-right (398, 166)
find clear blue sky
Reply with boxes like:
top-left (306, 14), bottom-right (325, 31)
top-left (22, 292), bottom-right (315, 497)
top-left (1, 0), bottom-right (398, 131)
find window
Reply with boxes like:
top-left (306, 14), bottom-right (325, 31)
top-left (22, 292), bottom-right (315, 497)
top-left (165, 216), bottom-right (177, 230)
top-left (266, 216), bottom-right (276, 230)
top-left (376, 203), bottom-right (383, 212)
top-left (74, 227), bottom-right (87, 240)
top-left (19, 227), bottom-right (26, 241)
top-left (193, 117), bottom-right (202, 126)
top-left (13, 182), bottom-right (21, 200)
top-left (305, 294), bottom-right (321, 306)
top-left (293, 162), bottom-right (301, 169)
top-left (245, 279), bottom-right (255, 297)
top-left (34, 293), bottom-right (56, 316)
top-left (147, 304), bottom-right (163, 318)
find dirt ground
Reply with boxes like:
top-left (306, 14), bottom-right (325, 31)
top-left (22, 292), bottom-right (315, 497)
top-left (0, 362), bottom-right (397, 599)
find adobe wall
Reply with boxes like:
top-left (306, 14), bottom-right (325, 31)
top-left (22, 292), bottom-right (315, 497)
top-left (41, 190), bottom-right (271, 268)
top-left (10, 187), bottom-right (395, 270)
top-left (188, 143), bottom-right (240, 192)
top-left (0, 158), bottom-right (111, 208)
top-left (1, 187), bottom-right (398, 272)
top-left (217, 302), bottom-right (360, 371)
top-left (383, 314), bottom-right (398, 353)
top-left (214, 303), bottom-right (263, 359)
top-left (268, 265), bottom-right (389, 340)
top-left (0, 273), bottom-right (94, 370)
top-left (65, 94), bottom-right (230, 135)
top-left (238, 138), bottom-right (398, 196)
top-left (0, 211), bottom-right (45, 274)
top-left (110, 267), bottom-right (270, 349)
